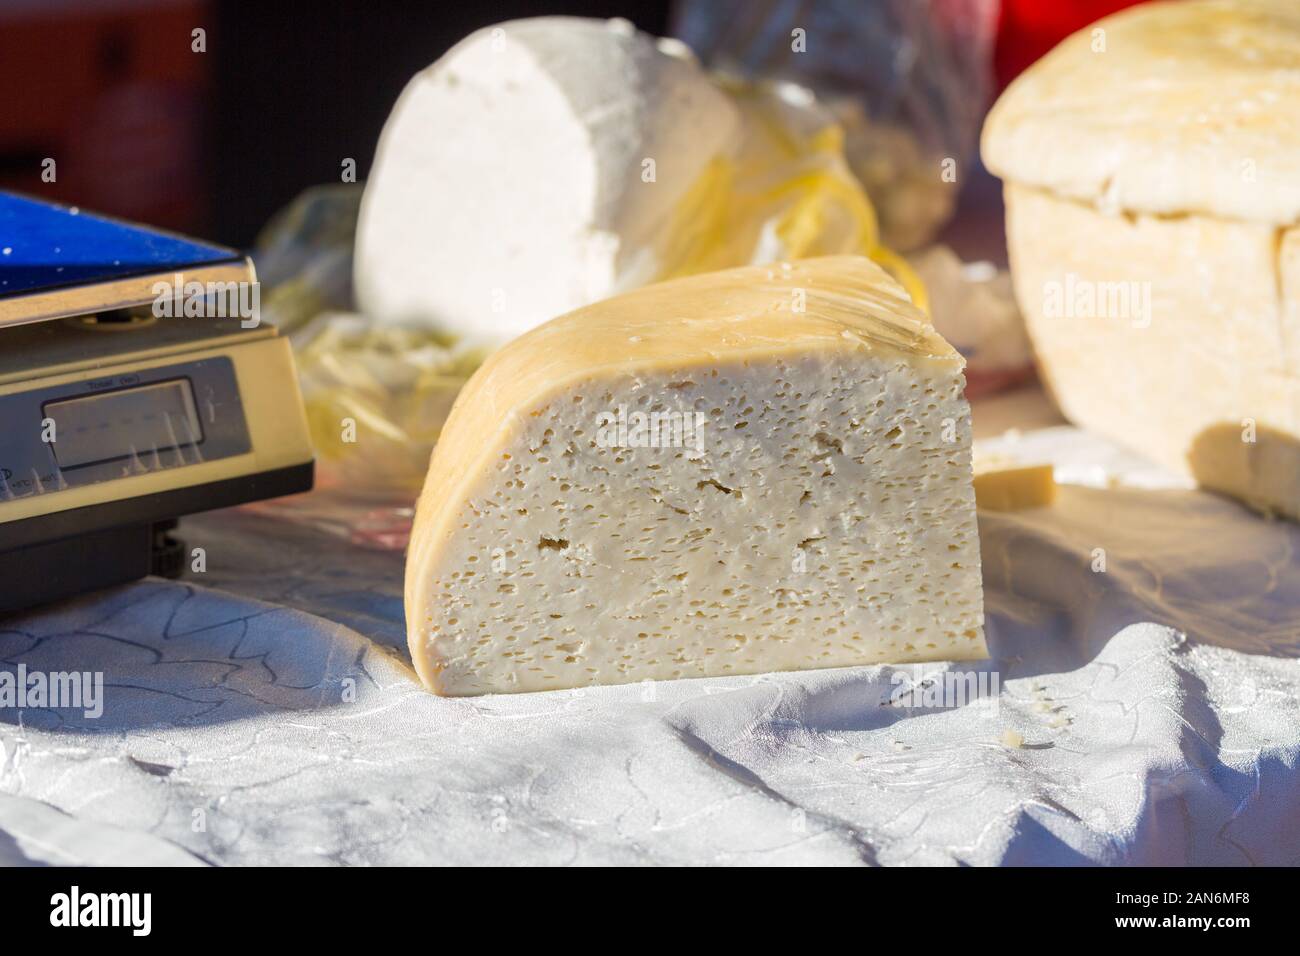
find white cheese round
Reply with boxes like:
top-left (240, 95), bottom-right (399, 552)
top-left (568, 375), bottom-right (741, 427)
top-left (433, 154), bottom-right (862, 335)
top-left (354, 17), bottom-right (741, 341)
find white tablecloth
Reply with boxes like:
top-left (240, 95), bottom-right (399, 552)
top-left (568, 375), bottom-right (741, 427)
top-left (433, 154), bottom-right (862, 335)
top-left (2, 388), bottom-right (1297, 865)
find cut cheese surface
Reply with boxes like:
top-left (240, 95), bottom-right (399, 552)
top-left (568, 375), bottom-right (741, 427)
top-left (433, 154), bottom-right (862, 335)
top-left (404, 256), bottom-right (985, 695)
top-left (1002, 184), bottom-right (1300, 518)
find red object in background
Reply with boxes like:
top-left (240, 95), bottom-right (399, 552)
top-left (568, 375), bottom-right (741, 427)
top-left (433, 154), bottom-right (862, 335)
top-left (0, 0), bottom-right (212, 234)
top-left (994, 0), bottom-right (1149, 90)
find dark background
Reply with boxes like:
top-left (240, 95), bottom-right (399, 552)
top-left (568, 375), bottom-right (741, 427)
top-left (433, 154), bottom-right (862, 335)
top-left (0, 0), bottom-right (672, 247)
top-left (0, 0), bottom-right (1138, 248)
top-left (209, 0), bottom-right (672, 244)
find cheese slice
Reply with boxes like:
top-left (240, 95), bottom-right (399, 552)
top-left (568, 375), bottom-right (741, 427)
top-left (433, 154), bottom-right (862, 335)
top-left (404, 256), bottom-right (985, 695)
top-left (972, 462), bottom-right (1056, 512)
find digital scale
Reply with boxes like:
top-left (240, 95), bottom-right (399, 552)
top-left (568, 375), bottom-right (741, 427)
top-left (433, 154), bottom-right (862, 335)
top-left (0, 192), bottom-right (314, 613)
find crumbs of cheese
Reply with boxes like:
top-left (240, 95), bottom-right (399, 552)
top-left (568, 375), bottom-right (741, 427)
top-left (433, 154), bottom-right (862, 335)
top-left (404, 256), bottom-right (985, 695)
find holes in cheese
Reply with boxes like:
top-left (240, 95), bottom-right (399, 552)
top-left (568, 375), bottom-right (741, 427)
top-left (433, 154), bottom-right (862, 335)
top-left (404, 256), bottom-right (986, 695)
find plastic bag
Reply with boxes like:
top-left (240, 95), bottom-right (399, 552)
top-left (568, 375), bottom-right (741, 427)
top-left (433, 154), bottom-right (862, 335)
top-left (673, 0), bottom-right (998, 251)
top-left (652, 76), bottom-right (927, 309)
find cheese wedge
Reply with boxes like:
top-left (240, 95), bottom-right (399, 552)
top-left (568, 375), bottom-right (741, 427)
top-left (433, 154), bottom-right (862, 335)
top-left (404, 257), bottom-right (985, 695)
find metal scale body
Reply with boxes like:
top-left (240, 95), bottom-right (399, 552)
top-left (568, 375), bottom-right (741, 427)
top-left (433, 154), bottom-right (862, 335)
top-left (0, 192), bottom-right (314, 613)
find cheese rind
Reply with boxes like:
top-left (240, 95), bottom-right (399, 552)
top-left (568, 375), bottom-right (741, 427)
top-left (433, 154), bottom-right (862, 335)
top-left (404, 256), bottom-right (985, 695)
top-left (982, 0), bottom-right (1300, 225)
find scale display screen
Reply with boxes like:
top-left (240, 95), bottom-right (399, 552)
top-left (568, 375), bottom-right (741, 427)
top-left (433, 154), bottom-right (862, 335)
top-left (0, 356), bottom-right (249, 497)
top-left (45, 379), bottom-right (204, 470)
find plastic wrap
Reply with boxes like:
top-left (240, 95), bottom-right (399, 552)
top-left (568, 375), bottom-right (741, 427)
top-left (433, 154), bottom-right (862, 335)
top-left (673, 0), bottom-right (998, 251)
top-left (651, 76), bottom-right (927, 309)
top-left (906, 243), bottom-right (1033, 397)
top-left (247, 188), bottom-right (479, 547)
top-left (255, 184), bottom-right (361, 334)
